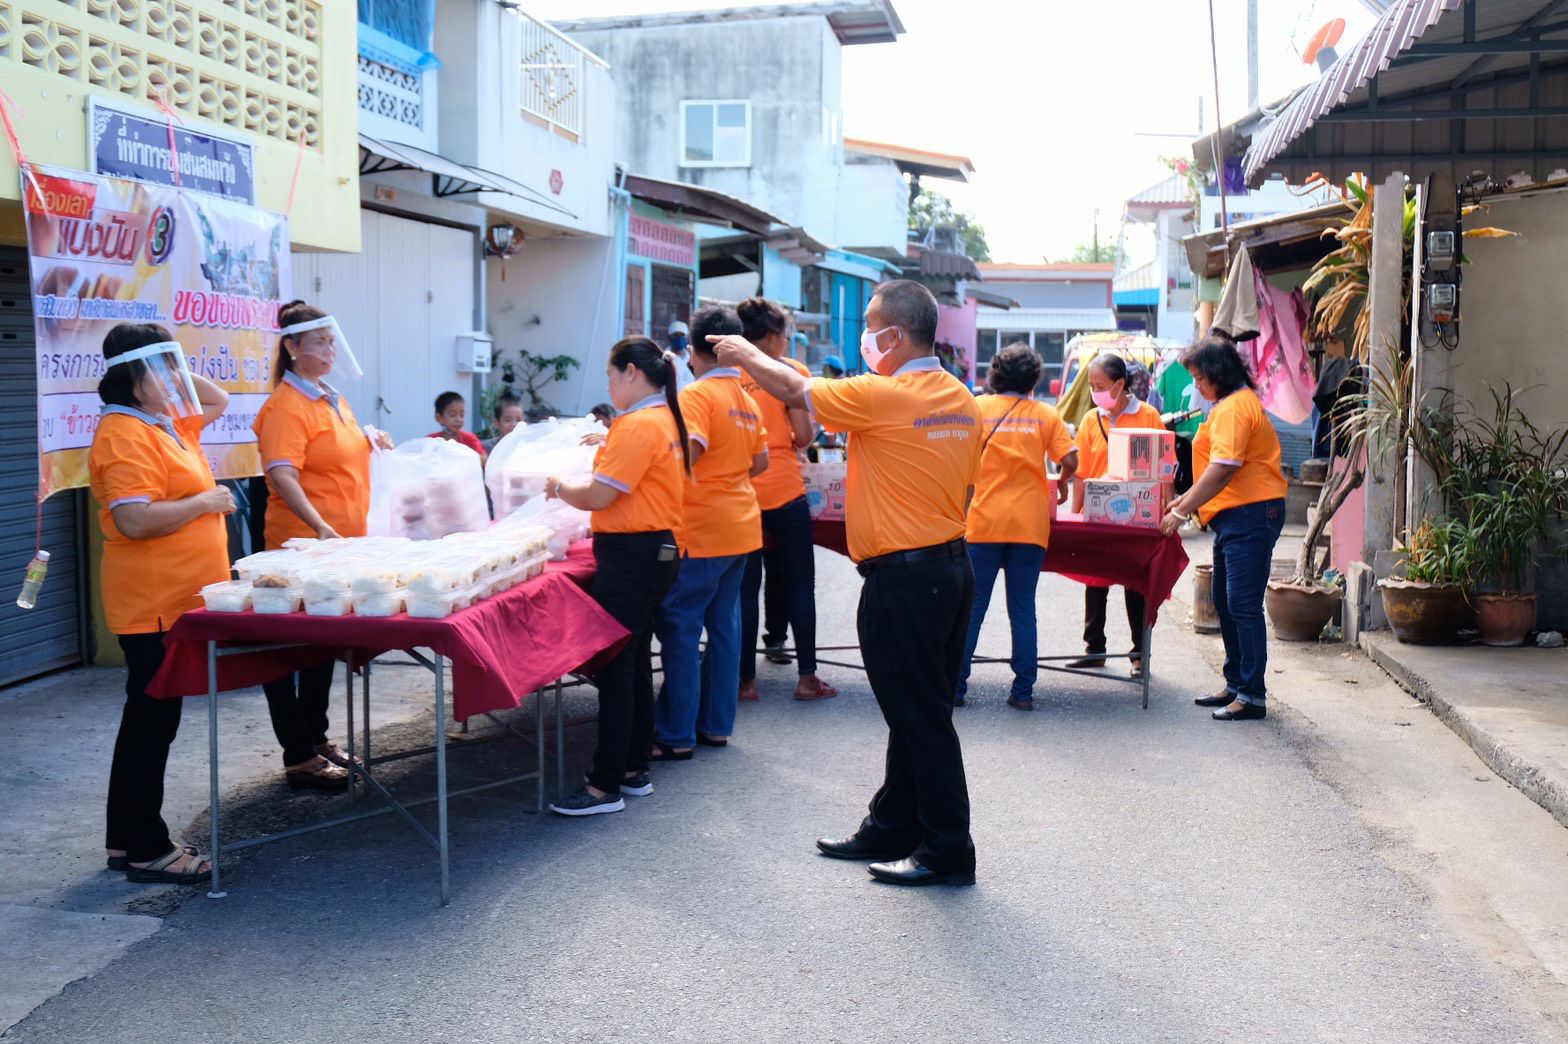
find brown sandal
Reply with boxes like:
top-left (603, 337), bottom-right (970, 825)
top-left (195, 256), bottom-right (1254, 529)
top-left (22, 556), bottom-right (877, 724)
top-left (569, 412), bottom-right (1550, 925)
top-left (314, 741), bottom-right (361, 768)
top-left (286, 756), bottom-right (349, 791)
top-left (126, 846), bottom-right (211, 884)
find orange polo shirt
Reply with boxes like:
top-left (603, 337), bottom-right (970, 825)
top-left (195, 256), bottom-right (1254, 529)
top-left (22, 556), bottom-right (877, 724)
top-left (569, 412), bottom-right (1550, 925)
top-left (590, 395), bottom-right (685, 534)
top-left (808, 357), bottom-right (982, 562)
top-left (89, 409), bottom-right (231, 635)
top-left (253, 373), bottom-right (371, 548)
top-left (676, 369), bottom-right (766, 558)
top-left (1192, 387), bottom-right (1288, 524)
top-left (743, 356), bottom-right (811, 511)
top-left (1074, 398), bottom-right (1165, 479)
top-left (967, 395), bottom-right (1077, 548)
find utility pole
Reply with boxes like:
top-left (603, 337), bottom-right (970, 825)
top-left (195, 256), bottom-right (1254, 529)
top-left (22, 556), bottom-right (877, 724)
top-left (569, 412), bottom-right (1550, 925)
top-left (1091, 209), bottom-right (1100, 262)
top-left (1247, 0), bottom-right (1259, 111)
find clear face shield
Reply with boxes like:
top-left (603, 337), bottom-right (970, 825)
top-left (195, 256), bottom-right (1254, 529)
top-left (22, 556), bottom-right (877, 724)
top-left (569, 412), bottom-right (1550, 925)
top-left (107, 341), bottom-right (202, 419)
top-left (279, 316), bottom-right (363, 382)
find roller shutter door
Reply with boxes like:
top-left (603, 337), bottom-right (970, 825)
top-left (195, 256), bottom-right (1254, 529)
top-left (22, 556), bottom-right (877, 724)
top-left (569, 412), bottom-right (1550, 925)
top-left (0, 247), bottom-right (85, 687)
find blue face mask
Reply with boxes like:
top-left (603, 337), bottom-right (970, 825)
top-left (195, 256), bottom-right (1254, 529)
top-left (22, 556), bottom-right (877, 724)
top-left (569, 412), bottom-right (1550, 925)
top-left (670, 334), bottom-right (688, 352)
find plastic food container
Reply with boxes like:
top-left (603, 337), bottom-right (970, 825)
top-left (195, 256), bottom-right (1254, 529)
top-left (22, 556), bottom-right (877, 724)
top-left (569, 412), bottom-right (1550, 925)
top-left (200, 580), bottom-right (252, 613)
top-left (234, 550), bottom-right (303, 582)
top-left (305, 592), bottom-right (353, 617)
top-left (250, 583), bottom-right (303, 614)
top-left (350, 570), bottom-right (401, 597)
top-left (407, 587), bottom-right (466, 619)
top-left (352, 589), bottom-right (405, 618)
top-left (301, 571), bottom-right (351, 601)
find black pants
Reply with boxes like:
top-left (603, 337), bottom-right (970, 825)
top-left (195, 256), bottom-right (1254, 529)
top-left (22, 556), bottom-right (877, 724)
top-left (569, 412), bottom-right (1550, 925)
top-left (856, 551), bottom-right (976, 874)
top-left (263, 659), bottom-right (335, 766)
top-left (762, 557), bottom-right (788, 646)
top-left (106, 634), bottom-right (183, 863)
top-left (1083, 585), bottom-right (1147, 660)
top-left (1174, 435), bottom-right (1195, 495)
top-left (588, 530), bottom-right (679, 793)
top-left (741, 495), bottom-right (819, 680)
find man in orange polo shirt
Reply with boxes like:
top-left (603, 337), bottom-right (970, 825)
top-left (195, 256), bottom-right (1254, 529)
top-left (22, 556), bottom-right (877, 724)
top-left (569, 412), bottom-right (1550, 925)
top-left (713, 280), bottom-right (981, 887)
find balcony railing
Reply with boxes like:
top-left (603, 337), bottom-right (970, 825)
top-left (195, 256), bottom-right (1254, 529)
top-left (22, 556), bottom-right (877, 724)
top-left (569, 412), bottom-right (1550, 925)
top-left (512, 7), bottom-right (606, 141)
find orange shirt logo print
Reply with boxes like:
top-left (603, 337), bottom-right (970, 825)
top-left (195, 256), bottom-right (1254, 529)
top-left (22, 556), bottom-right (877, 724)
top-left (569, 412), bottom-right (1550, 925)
top-left (913, 410), bottom-right (976, 442)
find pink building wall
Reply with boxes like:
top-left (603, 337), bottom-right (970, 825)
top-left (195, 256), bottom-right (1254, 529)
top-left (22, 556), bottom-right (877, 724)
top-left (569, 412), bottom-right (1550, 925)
top-left (937, 297), bottom-right (979, 386)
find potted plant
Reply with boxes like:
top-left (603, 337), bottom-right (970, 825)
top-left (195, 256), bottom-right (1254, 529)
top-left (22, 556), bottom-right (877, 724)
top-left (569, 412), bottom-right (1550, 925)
top-left (1378, 518), bottom-right (1477, 645)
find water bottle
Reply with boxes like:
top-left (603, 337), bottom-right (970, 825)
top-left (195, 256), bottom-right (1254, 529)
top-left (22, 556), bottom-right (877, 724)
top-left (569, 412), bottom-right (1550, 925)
top-left (16, 550), bottom-right (49, 610)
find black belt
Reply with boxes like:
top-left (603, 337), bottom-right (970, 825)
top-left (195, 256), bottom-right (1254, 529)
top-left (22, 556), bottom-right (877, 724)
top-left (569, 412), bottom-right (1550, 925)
top-left (856, 539), bottom-right (967, 577)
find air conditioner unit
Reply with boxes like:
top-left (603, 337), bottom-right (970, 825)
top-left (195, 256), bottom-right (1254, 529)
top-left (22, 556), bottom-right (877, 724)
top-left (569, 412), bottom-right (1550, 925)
top-left (456, 332), bottom-right (493, 374)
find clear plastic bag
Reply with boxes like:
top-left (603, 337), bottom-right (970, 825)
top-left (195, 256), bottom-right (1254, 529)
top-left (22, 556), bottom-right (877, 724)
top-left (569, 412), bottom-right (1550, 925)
top-left (485, 415), bottom-right (603, 519)
top-left (368, 438), bottom-right (490, 540)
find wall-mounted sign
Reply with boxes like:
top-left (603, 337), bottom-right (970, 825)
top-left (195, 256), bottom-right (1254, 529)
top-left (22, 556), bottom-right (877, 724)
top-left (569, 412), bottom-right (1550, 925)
top-left (549, 169), bottom-right (564, 195)
top-left (88, 97), bottom-right (256, 205)
top-left (629, 214), bottom-right (695, 266)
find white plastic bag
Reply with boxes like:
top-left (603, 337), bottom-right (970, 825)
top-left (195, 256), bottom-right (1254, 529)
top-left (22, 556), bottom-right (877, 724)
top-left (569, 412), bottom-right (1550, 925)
top-left (367, 438), bottom-right (489, 540)
top-left (485, 415), bottom-right (602, 518)
top-left (499, 494), bottom-right (591, 560)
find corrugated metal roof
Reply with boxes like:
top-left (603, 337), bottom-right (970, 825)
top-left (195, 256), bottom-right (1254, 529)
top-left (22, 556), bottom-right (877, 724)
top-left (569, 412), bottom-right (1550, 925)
top-left (1126, 174), bottom-right (1192, 208)
top-left (974, 307), bottom-right (1118, 332)
top-left (1246, 0), bottom-right (1462, 183)
top-left (1245, 0), bottom-right (1568, 186)
top-left (1113, 259), bottom-right (1160, 293)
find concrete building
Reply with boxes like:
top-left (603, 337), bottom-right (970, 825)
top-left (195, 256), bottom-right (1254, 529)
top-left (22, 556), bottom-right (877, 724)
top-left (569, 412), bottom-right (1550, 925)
top-left (974, 263), bottom-right (1117, 387)
top-left (0, 0), bottom-right (359, 683)
top-left (1114, 174), bottom-right (1196, 340)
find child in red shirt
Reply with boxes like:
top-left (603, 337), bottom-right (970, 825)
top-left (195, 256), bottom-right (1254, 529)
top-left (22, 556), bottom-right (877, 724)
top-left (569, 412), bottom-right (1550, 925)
top-left (429, 390), bottom-right (487, 461)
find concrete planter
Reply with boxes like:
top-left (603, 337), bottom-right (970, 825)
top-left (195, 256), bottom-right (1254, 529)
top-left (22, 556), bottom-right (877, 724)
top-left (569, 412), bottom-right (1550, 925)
top-left (1266, 581), bottom-right (1342, 642)
top-left (1476, 593), bottom-right (1536, 647)
top-left (1378, 579), bottom-right (1469, 645)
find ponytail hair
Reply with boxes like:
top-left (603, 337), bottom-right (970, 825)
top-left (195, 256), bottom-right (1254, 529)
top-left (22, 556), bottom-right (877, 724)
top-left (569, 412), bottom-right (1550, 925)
top-left (736, 296), bottom-right (787, 344)
top-left (608, 336), bottom-right (692, 476)
top-left (274, 299), bottom-right (327, 386)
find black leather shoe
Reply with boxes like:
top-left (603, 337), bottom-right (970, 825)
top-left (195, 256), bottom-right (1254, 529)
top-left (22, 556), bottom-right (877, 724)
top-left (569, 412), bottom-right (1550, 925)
top-left (867, 857), bottom-right (975, 887)
top-left (1212, 701), bottom-right (1267, 721)
top-left (816, 835), bottom-right (911, 861)
top-left (1194, 691), bottom-right (1233, 707)
top-left (1066, 655), bottom-right (1107, 669)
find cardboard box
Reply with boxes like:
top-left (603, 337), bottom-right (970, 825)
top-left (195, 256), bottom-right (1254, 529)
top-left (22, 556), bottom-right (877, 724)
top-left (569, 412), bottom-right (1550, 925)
top-left (1082, 480), bottom-right (1172, 530)
top-left (801, 462), bottom-right (847, 521)
top-left (1107, 428), bottom-right (1177, 483)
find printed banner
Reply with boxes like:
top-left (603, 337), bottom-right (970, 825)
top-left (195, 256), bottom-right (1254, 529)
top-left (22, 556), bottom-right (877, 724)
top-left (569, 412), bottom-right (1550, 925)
top-left (24, 165), bottom-right (291, 499)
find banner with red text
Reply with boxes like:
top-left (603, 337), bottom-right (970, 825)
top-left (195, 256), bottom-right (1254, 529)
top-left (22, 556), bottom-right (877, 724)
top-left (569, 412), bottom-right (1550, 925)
top-left (24, 165), bottom-right (291, 499)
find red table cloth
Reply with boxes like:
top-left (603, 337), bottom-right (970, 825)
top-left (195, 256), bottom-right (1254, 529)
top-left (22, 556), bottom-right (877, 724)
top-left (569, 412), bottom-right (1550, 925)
top-left (811, 518), bottom-right (1189, 626)
top-left (149, 541), bottom-right (627, 722)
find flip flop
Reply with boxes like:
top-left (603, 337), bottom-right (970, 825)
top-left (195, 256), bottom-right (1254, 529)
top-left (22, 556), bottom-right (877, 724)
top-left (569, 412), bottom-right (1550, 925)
top-left (696, 733), bottom-right (728, 748)
top-left (794, 682), bottom-right (838, 701)
top-left (108, 843), bottom-right (195, 872)
top-left (126, 846), bottom-right (211, 885)
top-left (648, 742), bottom-right (694, 762)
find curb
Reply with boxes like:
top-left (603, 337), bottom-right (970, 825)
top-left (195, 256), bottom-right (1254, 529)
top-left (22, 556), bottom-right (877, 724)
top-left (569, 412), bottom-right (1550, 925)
top-left (1361, 634), bottom-right (1568, 832)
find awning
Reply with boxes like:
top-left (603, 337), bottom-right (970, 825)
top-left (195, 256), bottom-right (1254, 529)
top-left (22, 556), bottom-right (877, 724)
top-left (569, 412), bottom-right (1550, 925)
top-left (767, 226), bottom-right (830, 265)
top-left (359, 134), bottom-right (502, 196)
top-left (622, 174), bottom-right (783, 236)
top-left (358, 134), bottom-right (577, 220)
top-left (965, 287), bottom-right (1018, 309)
top-left (1243, 0), bottom-right (1463, 184)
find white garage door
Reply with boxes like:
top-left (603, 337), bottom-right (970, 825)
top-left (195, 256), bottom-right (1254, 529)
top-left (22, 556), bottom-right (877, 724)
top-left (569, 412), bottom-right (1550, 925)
top-left (293, 210), bottom-right (476, 444)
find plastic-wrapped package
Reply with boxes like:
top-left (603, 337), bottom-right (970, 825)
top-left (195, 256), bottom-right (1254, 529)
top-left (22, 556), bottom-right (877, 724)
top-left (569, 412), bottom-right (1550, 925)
top-left (250, 578), bottom-right (303, 614)
top-left (486, 415), bottom-right (603, 518)
top-left (499, 497), bottom-right (591, 561)
top-left (353, 589), bottom-right (405, 618)
top-left (201, 581), bottom-right (252, 613)
top-left (367, 438), bottom-right (489, 540)
top-left (234, 550), bottom-right (304, 582)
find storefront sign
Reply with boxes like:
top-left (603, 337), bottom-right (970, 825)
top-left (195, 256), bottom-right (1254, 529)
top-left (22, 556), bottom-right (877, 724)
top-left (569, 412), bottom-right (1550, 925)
top-left (24, 165), bottom-right (290, 498)
top-left (88, 97), bottom-right (256, 205)
top-left (629, 214), bottom-right (695, 267)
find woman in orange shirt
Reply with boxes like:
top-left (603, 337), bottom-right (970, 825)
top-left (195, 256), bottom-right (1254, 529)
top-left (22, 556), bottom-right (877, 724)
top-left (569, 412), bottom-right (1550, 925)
top-left (1161, 334), bottom-right (1288, 721)
top-left (89, 323), bottom-right (233, 885)
top-left (252, 300), bottom-right (389, 790)
top-left (735, 296), bottom-right (836, 702)
top-left (958, 343), bottom-right (1078, 710)
top-left (542, 337), bottom-right (691, 816)
top-left (1070, 353), bottom-right (1166, 677)
top-left (652, 306), bottom-right (769, 758)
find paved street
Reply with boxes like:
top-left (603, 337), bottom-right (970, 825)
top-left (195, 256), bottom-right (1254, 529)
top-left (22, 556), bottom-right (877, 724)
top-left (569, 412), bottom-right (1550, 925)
top-left (4, 548), bottom-right (1559, 1043)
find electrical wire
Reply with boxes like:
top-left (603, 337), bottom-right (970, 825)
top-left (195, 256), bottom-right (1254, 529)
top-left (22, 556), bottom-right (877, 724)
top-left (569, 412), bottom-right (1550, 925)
top-left (1207, 0), bottom-right (1232, 253)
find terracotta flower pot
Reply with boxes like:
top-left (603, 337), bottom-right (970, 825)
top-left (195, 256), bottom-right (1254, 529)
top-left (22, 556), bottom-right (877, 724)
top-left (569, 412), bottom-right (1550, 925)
top-left (1266, 581), bottom-right (1342, 642)
top-left (1475, 593), bottom-right (1536, 647)
top-left (1378, 579), bottom-right (1469, 645)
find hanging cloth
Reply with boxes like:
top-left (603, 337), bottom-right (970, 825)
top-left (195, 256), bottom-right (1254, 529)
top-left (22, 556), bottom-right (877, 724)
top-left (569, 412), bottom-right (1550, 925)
top-left (1249, 268), bottom-right (1316, 425)
top-left (1211, 248), bottom-right (1260, 342)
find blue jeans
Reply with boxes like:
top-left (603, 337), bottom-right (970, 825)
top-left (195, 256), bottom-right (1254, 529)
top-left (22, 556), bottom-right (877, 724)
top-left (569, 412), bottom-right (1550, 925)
top-left (741, 495), bottom-right (819, 679)
top-left (958, 542), bottom-right (1045, 699)
top-left (1209, 499), bottom-right (1285, 705)
top-left (654, 553), bottom-right (747, 746)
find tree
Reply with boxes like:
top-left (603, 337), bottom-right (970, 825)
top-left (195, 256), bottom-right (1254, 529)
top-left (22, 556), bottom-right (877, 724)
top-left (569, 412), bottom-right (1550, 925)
top-left (908, 190), bottom-right (990, 262)
top-left (1047, 240), bottom-right (1127, 267)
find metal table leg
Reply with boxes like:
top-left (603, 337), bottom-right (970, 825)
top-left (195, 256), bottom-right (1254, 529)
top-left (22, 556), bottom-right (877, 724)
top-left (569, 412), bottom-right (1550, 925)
top-left (344, 652), bottom-right (356, 802)
top-left (362, 659), bottom-right (372, 765)
top-left (554, 679), bottom-right (564, 798)
top-left (1142, 621), bottom-right (1153, 710)
top-left (535, 688), bottom-right (545, 812)
top-left (206, 641), bottom-right (226, 899)
top-left (435, 652), bottom-right (450, 906)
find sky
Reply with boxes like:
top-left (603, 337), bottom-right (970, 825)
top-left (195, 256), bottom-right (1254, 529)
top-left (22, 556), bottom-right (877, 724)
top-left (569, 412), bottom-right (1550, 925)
top-left (531, 0), bottom-right (1380, 264)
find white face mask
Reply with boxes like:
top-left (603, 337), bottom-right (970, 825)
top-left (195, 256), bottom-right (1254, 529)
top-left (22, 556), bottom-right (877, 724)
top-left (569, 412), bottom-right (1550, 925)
top-left (860, 325), bottom-right (897, 375)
